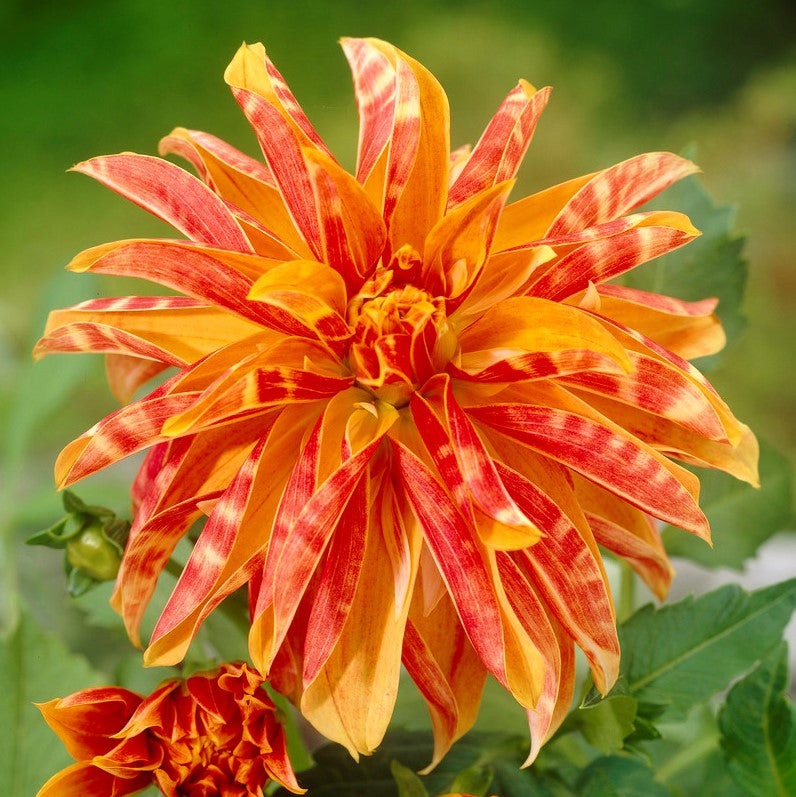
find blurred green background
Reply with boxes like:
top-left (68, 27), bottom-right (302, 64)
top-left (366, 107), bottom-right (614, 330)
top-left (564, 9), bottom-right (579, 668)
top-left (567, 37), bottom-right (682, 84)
top-left (0, 1), bottom-right (794, 790)
top-left (1, 0), bottom-right (795, 613)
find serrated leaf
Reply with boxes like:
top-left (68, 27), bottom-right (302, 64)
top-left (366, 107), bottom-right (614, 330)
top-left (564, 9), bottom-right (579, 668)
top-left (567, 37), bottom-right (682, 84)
top-left (718, 641), bottom-right (796, 796)
top-left (0, 606), bottom-right (104, 796)
top-left (620, 579), bottom-right (796, 719)
top-left (391, 760), bottom-right (431, 797)
top-left (663, 439), bottom-right (792, 569)
top-left (629, 171), bottom-right (747, 363)
top-left (577, 756), bottom-right (670, 796)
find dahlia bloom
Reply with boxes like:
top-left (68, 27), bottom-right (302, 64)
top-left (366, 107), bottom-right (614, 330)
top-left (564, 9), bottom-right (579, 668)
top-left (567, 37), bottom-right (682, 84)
top-left (36, 662), bottom-right (302, 796)
top-left (36, 37), bottom-right (758, 766)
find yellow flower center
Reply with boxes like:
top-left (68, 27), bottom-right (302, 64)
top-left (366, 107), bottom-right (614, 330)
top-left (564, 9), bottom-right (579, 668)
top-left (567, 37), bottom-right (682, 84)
top-left (346, 251), bottom-right (458, 405)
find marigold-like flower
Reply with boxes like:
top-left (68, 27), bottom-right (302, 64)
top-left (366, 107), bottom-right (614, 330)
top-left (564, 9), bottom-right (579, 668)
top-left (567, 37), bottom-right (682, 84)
top-left (36, 662), bottom-right (302, 796)
top-left (37, 38), bottom-right (758, 766)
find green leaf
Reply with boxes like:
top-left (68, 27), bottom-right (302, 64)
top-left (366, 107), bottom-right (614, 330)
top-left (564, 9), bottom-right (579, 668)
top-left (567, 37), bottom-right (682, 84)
top-left (718, 641), bottom-right (796, 796)
top-left (391, 760), bottom-right (431, 797)
top-left (573, 694), bottom-right (638, 754)
top-left (446, 764), bottom-right (495, 796)
top-left (577, 756), bottom-right (671, 797)
top-left (276, 730), bottom-right (527, 797)
top-left (620, 579), bottom-right (796, 719)
top-left (663, 440), bottom-right (792, 569)
top-left (628, 170), bottom-right (748, 364)
top-left (0, 605), bottom-right (104, 796)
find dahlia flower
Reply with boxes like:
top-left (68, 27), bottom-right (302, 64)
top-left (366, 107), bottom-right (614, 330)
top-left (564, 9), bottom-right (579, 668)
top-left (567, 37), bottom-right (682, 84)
top-left (36, 662), bottom-right (302, 796)
top-left (36, 37), bottom-right (758, 766)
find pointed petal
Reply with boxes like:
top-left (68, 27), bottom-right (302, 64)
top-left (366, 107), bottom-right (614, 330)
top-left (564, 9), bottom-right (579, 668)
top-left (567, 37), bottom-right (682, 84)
top-left (546, 152), bottom-right (699, 236)
top-left (457, 296), bottom-right (632, 375)
top-left (66, 240), bottom-right (283, 328)
top-left (37, 688), bottom-right (142, 760)
top-left (248, 260), bottom-right (353, 351)
top-left (302, 475), bottom-right (368, 684)
top-left (493, 171), bottom-right (596, 251)
top-left (403, 592), bottom-right (487, 771)
top-left (299, 482), bottom-right (421, 757)
top-left (35, 297), bottom-right (262, 365)
top-left (448, 82), bottom-right (550, 207)
top-left (149, 433), bottom-right (272, 654)
top-left (230, 87), bottom-right (323, 258)
top-left (304, 147), bottom-right (387, 284)
top-left (55, 385), bottom-right (200, 488)
top-left (495, 552), bottom-right (563, 764)
top-left (36, 761), bottom-right (148, 797)
top-left (359, 39), bottom-right (450, 253)
top-left (392, 440), bottom-right (545, 708)
top-left (469, 402), bottom-right (710, 539)
top-left (105, 355), bottom-right (169, 403)
top-left (72, 154), bottom-right (253, 252)
top-left (144, 405), bottom-right (321, 666)
top-left (497, 463), bottom-right (619, 693)
top-left (224, 42), bottom-right (333, 156)
top-left (590, 284), bottom-right (726, 359)
top-left (574, 476), bottom-right (673, 601)
top-left (341, 37), bottom-right (397, 185)
top-left (529, 213), bottom-right (700, 301)
top-left (159, 127), bottom-right (311, 260)
top-left (412, 374), bottom-right (541, 548)
top-left (560, 350), bottom-right (728, 441)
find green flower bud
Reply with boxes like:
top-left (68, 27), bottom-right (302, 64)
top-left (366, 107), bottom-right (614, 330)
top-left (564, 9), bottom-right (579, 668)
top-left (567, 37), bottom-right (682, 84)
top-left (66, 524), bottom-right (122, 581)
top-left (27, 490), bottom-right (130, 597)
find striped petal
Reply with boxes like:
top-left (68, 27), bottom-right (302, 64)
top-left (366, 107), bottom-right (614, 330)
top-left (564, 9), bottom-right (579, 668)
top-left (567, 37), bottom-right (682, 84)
top-left (469, 401), bottom-right (710, 539)
top-left (448, 82), bottom-right (550, 208)
top-left (159, 127), bottom-right (310, 259)
top-left (529, 213), bottom-right (700, 301)
top-left (224, 42), bottom-right (332, 156)
top-left (412, 374), bottom-right (541, 549)
top-left (546, 152), bottom-right (699, 236)
top-left (392, 440), bottom-right (545, 709)
top-left (497, 463), bottom-right (619, 694)
top-left (403, 592), bottom-right (486, 770)
top-left (66, 240), bottom-right (282, 328)
top-left (574, 476), bottom-right (673, 601)
top-left (36, 296), bottom-right (262, 366)
top-left (72, 154), bottom-right (253, 253)
top-left (589, 284), bottom-right (726, 359)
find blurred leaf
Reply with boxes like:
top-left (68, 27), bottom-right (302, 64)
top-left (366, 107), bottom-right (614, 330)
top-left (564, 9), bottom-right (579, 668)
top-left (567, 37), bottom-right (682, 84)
top-left (446, 764), bottom-right (495, 796)
top-left (618, 579), bottom-right (796, 720)
top-left (393, 673), bottom-right (530, 739)
top-left (576, 756), bottom-right (670, 797)
top-left (572, 694), bottom-right (638, 754)
top-left (630, 171), bottom-right (747, 364)
top-left (718, 641), bottom-right (796, 796)
top-left (0, 605), bottom-right (104, 796)
top-left (1, 270), bottom-right (99, 472)
top-left (276, 730), bottom-right (527, 797)
top-left (663, 440), bottom-right (792, 569)
top-left (391, 760), bottom-right (431, 797)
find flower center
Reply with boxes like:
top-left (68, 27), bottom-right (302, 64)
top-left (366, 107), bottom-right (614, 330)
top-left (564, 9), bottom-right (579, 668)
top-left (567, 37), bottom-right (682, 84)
top-left (346, 255), bottom-right (457, 405)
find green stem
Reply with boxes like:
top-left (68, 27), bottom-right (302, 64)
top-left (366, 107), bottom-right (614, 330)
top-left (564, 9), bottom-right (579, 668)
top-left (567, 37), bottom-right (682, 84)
top-left (618, 560), bottom-right (636, 623)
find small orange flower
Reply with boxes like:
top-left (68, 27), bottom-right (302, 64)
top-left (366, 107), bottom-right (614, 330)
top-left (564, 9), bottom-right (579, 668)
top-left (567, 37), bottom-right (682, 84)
top-left (36, 37), bottom-right (758, 766)
top-left (36, 662), bottom-right (303, 796)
